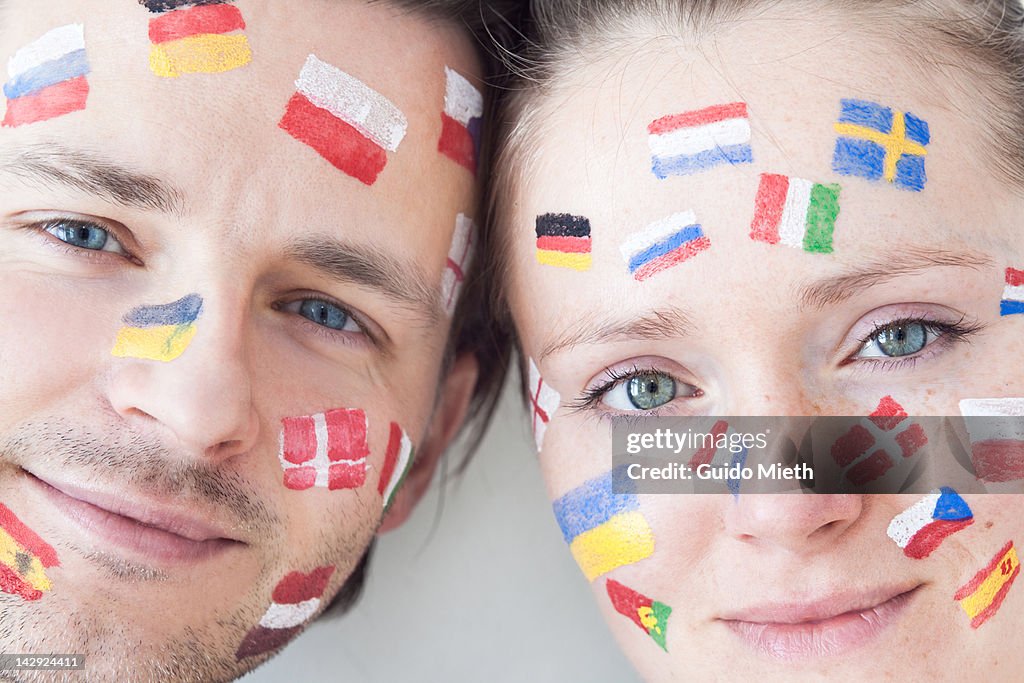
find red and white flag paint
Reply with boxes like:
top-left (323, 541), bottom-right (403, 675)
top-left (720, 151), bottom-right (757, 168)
top-left (377, 422), bottom-right (414, 511)
top-left (279, 54), bottom-right (408, 185)
top-left (440, 213), bottom-right (476, 317)
top-left (438, 66), bottom-right (483, 173)
top-left (830, 396), bottom-right (928, 487)
top-left (886, 488), bottom-right (973, 559)
top-left (959, 398), bottom-right (1024, 483)
top-left (279, 408), bottom-right (370, 491)
top-left (528, 358), bottom-right (560, 453)
top-left (235, 565), bottom-right (335, 660)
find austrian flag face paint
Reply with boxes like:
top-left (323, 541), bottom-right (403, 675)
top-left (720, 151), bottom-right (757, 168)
top-left (279, 408), bottom-right (370, 491)
top-left (144, 1), bottom-right (253, 78)
top-left (2, 24), bottom-right (90, 128)
top-left (0, 503), bottom-right (59, 602)
top-left (235, 566), bottom-right (335, 660)
top-left (279, 54), bottom-right (408, 186)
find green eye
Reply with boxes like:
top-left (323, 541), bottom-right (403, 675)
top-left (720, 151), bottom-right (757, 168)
top-left (601, 372), bottom-right (677, 411)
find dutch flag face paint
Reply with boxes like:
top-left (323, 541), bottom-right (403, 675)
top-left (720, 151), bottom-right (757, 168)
top-left (647, 102), bottom-right (753, 179)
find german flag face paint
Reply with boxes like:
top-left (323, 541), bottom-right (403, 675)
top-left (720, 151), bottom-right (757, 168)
top-left (142, 0), bottom-right (253, 78)
top-left (535, 213), bottom-right (592, 272)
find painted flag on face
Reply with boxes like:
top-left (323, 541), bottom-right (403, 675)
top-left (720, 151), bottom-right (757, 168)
top-left (830, 395), bottom-right (928, 487)
top-left (279, 54), bottom-right (408, 186)
top-left (0, 504), bottom-right (59, 602)
top-left (377, 422), bottom-right (414, 512)
top-left (535, 213), bottom-right (592, 271)
top-left (2, 24), bottom-right (89, 128)
top-left (144, 1), bottom-right (252, 78)
top-left (528, 358), bottom-right (560, 453)
top-left (1000, 267), bottom-right (1024, 316)
top-left (887, 488), bottom-right (974, 559)
top-left (750, 174), bottom-right (841, 253)
top-left (279, 408), bottom-right (370, 491)
top-left (832, 99), bottom-right (929, 192)
top-left (620, 211), bottom-right (710, 281)
top-left (648, 102), bottom-right (753, 179)
top-left (441, 213), bottom-right (476, 316)
top-left (552, 468), bottom-right (655, 581)
top-left (606, 579), bottom-right (672, 651)
top-left (686, 419), bottom-right (748, 497)
top-left (111, 293), bottom-right (204, 363)
top-left (959, 398), bottom-right (1024, 483)
top-left (954, 541), bottom-right (1020, 629)
top-left (235, 565), bottom-right (335, 659)
top-left (438, 66), bottom-right (483, 173)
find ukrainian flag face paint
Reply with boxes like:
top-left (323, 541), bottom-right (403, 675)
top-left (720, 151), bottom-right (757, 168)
top-left (111, 294), bottom-right (203, 362)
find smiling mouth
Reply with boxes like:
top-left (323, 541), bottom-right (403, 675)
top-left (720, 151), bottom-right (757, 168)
top-left (26, 470), bottom-right (242, 566)
top-left (719, 585), bottom-right (922, 660)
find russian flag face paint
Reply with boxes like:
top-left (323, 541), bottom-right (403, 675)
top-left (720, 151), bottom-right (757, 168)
top-left (647, 102), bottom-right (753, 179)
top-left (954, 541), bottom-right (1019, 629)
top-left (527, 358), bottom-right (560, 454)
top-left (1000, 267), bottom-right (1024, 316)
top-left (235, 566), bottom-right (335, 660)
top-left (441, 213), bottom-right (476, 317)
top-left (552, 469), bottom-right (655, 581)
top-left (144, 1), bottom-right (252, 78)
top-left (535, 213), bottom-right (592, 272)
top-left (606, 579), bottom-right (672, 652)
top-left (0, 504), bottom-right (59, 602)
top-left (438, 66), bottom-right (483, 174)
top-left (279, 55), bottom-right (408, 186)
top-left (887, 488), bottom-right (973, 559)
top-left (832, 99), bottom-right (929, 192)
top-left (750, 174), bottom-right (841, 254)
top-left (830, 396), bottom-right (928, 487)
top-left (959, 398), bottom-right (1024, 483)
top-left (377, 422), bottom-right (414, 512)
top-left (279, 408), bottom-right (370, 491)
top-left (2, 24), bottom-right (90, 128)
top-left (620, 211), bottom-right (711, 282)
top-left (111, 294), bottom-right (204, 363)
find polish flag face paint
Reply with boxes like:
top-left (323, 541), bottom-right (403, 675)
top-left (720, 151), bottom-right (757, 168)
top-left (235, 566), bottom-right (335, 660)
top-left (527, 358), bottom-right (560, 454)
top-left (440, 214), bottom-right (476, 317)
top-left (279, 54), bottom-right (408, 185)
top-left (0, 503), bottom-right (59, 601)
top-left (886, 488), bottom-right (973, 559)
top-left (959, 398), bottom-right (1024, 482)
top-left (954, 541), bottom-right (1019, 629)
top-left (437, 66), bottom-right (483, 173)
top-left (829, 396), bottom-right (928, 487)
top-left (2, 24), bottom-right (90, 128)
top-left (279, 409), bottom-right (370, 491)
top-left (377, 422), bottom-right (414, 512)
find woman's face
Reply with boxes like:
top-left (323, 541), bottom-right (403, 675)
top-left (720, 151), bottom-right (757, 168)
top-left (504, 11), bottom-right (1024, 682)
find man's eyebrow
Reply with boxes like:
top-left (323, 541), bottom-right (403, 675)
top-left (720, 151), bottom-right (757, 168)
top-left (0, 143), bottom-right (186, 215)
top-left (798, 247), bottom-right (994, 310)
top-left (539, 307), bottom-right (694, 360)
top-left (287, 237), bottom-right (441, 323)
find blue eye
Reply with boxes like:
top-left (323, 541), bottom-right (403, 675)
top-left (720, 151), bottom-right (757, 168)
top-left (856, 320), bottom-right (939, 359)
top-left (44, 219), bottom-right (126, 254)
top-left (603, 372), bottom-right (678, 411)
top-left (298, 299), bottom-right (360, 332)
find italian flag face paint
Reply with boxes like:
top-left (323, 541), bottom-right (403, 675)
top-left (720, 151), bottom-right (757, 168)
top-left (750, 173), bottom-right (841, 254)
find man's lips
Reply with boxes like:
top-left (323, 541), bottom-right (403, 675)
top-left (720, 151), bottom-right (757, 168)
top-left (718, 584), bottom-right (922, 660)
top-left (26, 470), bottom-right (243, 564)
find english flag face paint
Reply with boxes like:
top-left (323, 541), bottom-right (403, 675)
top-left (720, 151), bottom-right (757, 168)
top-left (527, 358), bottom-right (560, 454)
top-left (279, 54), bottom-right (408, 185)
top-left (279, 408), bottom-right (370, 491)
top-left (441, 214), bottom-right (475, 317)
top-left (2, 24), bottom-right (90, 128)
top-left (235, 566), bottom-right (335, 659)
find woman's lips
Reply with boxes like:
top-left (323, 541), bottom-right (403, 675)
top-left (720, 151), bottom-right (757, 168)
top-left (719, 585), bottom-right (921, 660)
top-left (28, 471), bottom-right (242, 565)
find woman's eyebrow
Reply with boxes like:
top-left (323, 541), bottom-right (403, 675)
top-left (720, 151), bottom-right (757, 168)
top-left (797, 247), bottom-right (994, 310)
top-left (539, 307), bottom-right (694, 360)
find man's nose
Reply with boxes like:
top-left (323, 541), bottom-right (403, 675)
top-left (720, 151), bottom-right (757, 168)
top-left (724, 494), bottom-right (863, 555)
top-left (105, 292), bottom-right (260, 463)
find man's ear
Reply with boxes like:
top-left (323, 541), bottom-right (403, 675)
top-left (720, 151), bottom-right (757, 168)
top-left (378, 352), bottom-right (479, 533)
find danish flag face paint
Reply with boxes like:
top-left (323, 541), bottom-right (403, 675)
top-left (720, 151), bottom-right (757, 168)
top-left (279, 408), bottom-right (370, 491)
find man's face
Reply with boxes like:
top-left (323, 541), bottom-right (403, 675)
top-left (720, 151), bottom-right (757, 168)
top-left (0, 0), bottom-right (480, 679)
top-left (505, 7), bottom-right (1024, 681)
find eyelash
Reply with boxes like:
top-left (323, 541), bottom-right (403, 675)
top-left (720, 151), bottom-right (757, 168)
top-left (567, 364), bottom-right (689, 417)
top-left (848, 315), bottom-right (983, 370)
top-left (274, 297), bottom-right (379, 348)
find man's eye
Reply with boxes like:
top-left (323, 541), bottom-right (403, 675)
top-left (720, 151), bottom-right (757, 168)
top-left (297, 299), bottom-right (361, 333)
top-left (44, 219), bottom-right (127, 255)
top-left (857, 320), bottom-right (935, 358)
top-left (602, 371), bottom-right (678, 411)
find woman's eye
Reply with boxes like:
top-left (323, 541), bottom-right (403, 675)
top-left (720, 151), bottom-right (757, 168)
top-left (602, 371), bottom-right (678, 411)
top-left (857, 321), bottom-right (933, 358)
top-left (297, 299), bottom-right (361, 333)
top-left (44, 219), bottom-right (127, 255)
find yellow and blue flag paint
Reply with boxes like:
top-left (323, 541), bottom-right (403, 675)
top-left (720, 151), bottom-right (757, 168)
top-left (552, 467), bottom-right (655, 581)
top-left (832, 99), bottom-right (929, 192)
top-left (111, 293), bottom-right (203, 362)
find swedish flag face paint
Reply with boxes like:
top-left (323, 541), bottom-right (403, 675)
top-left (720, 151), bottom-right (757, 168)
top-left (111, 294), bottom-right (204, 362)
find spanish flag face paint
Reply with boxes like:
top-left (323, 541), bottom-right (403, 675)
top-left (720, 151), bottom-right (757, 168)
top-left (111, 293), bottom-right (204, 363)
top-left (0, 503), bottom-right (59, 602)
top-left (955, 541), bottom-right (1020, 629)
